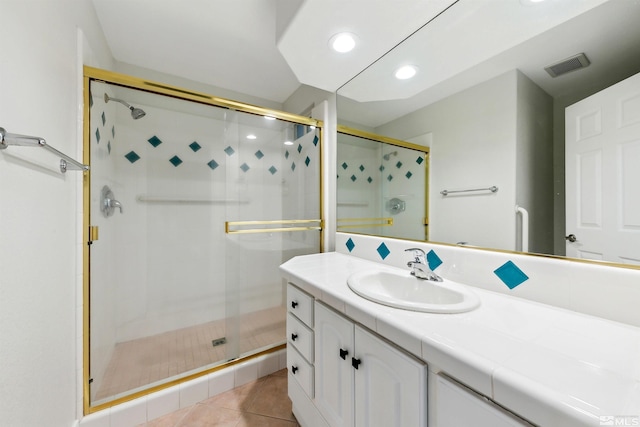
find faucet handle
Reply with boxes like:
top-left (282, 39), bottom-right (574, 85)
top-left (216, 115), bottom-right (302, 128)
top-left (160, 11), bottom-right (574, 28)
top-left (405, 247), bottom-right (426, 262)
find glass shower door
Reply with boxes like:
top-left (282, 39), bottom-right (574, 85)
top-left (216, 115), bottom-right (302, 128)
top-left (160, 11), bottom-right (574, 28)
top-left (223, 112), bottom-right (322, 361)
top-left (86, 72), bottom-right (322, 409)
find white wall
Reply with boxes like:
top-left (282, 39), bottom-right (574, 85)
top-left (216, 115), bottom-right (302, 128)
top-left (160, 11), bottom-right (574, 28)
top-left (0, 1), bottom-right (112, 425)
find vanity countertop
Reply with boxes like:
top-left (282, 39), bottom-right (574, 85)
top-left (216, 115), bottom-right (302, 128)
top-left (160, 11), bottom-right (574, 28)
top-left (280, 252), bottom-right (640, 427)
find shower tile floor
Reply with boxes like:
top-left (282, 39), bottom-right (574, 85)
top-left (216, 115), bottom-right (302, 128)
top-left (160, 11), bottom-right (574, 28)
top-left (136, 369), bottom-right (300, 426)
top-left (95, 306), bottom-right (286, 401)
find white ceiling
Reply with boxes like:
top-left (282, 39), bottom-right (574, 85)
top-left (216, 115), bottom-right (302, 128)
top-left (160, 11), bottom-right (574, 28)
top-left (91, 0), bottom-right (458, 103)
top-left (92, 0), bottom-right (640, 127)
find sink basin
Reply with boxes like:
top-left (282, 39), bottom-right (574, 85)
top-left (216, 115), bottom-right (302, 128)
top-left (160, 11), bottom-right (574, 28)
top-left (347, 269), bottom-right (480, 313)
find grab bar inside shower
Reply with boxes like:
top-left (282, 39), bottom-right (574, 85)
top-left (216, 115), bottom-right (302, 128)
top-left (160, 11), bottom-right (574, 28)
top-left (440, 186), bottom-right (498, 196)
top-left (0, 127), bottom-right (89, 173)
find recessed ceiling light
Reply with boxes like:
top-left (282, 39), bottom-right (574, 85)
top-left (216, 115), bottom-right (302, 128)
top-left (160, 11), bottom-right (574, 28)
top-left (394, 65), bottom-right (418, 80)
top-left (330, 32), bottom-right (357, 53)
top-left (247, 134), bottom-right (257, 140)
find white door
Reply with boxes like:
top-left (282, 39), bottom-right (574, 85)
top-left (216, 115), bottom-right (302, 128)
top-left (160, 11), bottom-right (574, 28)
top-left (354, 326), bottom-right (427, 427)
top-left (565, 71), bottom-right (640, 264)
top-left (315, 303), bottom-right (355, 427)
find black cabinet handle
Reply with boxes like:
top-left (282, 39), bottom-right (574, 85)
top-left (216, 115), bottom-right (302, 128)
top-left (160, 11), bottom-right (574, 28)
top-left (291, 333), bottom-right (298, 341)
top-left (291, 365), bottom-right (299, 374)
top-left (291, 301), bottom-right (299, 309)
top-left (351, 357), bottom-right (361, 370)
top-left (339, 348), bottom-right (349, 360)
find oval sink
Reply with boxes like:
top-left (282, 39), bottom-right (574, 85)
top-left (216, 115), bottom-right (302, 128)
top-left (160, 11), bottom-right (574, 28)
top-left (347, 269), bottom-right (480, 313)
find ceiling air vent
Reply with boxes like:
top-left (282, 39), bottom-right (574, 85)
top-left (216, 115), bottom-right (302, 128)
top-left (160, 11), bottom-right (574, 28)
top-left (544, 53), bottom-right (590, 77)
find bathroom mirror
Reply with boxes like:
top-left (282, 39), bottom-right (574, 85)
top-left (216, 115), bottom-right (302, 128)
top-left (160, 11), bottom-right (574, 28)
top-left (337, 0), bottom-right (640, 266)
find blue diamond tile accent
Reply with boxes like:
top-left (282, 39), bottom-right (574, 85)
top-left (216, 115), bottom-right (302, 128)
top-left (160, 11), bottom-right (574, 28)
top-left (95, 128), bottom-right (100, 143)
top-left (406, 171), bottom-right (413, 179)
top-left (189, 141), bottom-right (202, 152)
top-left (342, 162), bottom-right (348, 170)
top-left (387, 175), bottom-right (393, 181)
top-left (224, 146), bottom-right (235, 156)
top-left (291, 162), bottom-right (296, 171)
top-left (427, 250), bottom-right (443, 271)
top-left (346, 238), bottom-right (355, 252)
top-left (350, 175), bottom-right (357, 182)
top-left (359, 165), bottom-right (365, 172)
top-left (240, 163), bottom-right (250, 172)
top-left (169, 155), bottom-right (183, 167)
top-left (255, 150), bottom-right (264, 159)
top-left (416, 156), bottom-right (424, 165)
top-left (148, 136), bottom-right (162, 147)
top-left (207, 160), bottom-right (219, 170)
top-left (313, 135), bottom-right (319, 146)
top-left (269, 166), bottom-right (277, 175)
top-left (101, 111), bottom-right (106, 126)
top-left (367, 177), bottom-right (372, 183)
top-left (107, 141), bottom-right (111, 155)
top-left (494, 261), bottom-right (529, 289)
top-left (396, 161), bottom-right (403, 169)
top-left (285, 150), bottom-right (290, 159)
top-left (112, 126), bottom-right (115, 138)
top-left (305, 156), bottom-right (311, 167)
top-left (297, 144), bottom-right (303, 153)
top-left (125, 151), bottom-right (140, 163)
top-left (379, 165), bottom-right (385, 172)
top-left (377, 243), bottom-right (390, 260)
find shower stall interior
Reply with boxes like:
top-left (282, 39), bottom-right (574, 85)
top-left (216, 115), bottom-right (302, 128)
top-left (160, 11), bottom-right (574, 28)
top-left (84, 69), bottom-right (322, 409)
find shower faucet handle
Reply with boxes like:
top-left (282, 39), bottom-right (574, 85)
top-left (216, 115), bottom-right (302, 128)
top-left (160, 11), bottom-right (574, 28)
top-left (108, 199), bottom-right (123, 214)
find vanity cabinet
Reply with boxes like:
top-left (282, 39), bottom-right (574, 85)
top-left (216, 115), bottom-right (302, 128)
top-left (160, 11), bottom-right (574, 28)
top-left (433, 374), bottom-right (532, 427)
top-left (314, 302), bottom-right (427, 427)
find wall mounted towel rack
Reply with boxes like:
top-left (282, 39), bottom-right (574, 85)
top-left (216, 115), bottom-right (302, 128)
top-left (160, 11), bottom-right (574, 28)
top-left (440, 186), bottom-right (498, 196)
top-left (0, 127), bottom-right (89, 173)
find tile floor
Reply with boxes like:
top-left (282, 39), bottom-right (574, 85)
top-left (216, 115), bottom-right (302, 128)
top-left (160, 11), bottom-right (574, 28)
top-left (95, 306), bottom-right (286, 401)
top-left (136, 369), bottom-right (300, 427)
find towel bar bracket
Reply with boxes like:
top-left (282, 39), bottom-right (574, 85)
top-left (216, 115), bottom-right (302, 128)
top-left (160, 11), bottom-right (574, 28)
top-left (0, 127), bottom-right (89, 173)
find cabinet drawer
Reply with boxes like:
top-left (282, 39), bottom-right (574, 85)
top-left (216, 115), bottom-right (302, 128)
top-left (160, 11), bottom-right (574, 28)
top-left (287, 283), bottom-right (314, 327)
top-left (288, 346), bottom-right (314, 398)
top-left (287, 313), bottom-right (314, 363)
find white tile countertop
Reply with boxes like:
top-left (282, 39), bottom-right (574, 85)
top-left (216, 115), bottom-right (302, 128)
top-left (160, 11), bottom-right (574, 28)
top-left (280, 252), bottom-right (640, 427)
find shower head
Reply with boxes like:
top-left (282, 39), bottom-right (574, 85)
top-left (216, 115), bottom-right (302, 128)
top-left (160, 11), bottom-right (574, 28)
top-left (104, 93), bottom-right (146, 120)
top-left (383, 151), bottom-right (398, 161)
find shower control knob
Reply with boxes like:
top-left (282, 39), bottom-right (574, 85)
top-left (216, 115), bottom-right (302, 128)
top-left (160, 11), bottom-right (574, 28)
top-left (565, 234), bottom-right (577, 243)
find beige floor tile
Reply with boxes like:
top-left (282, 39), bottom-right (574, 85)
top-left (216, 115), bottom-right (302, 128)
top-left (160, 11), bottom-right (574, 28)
top-left (177, 404), bottom-right (242, 427)
top-left (246, 375), bottom-right (295, 421)
top-left (235, 413), bottom-right (298, 427)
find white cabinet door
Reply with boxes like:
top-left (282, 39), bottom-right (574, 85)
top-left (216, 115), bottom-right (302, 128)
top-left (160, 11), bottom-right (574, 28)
top-left (565, 71), bottom-right (640, 263)
top-left (315, 303), bottom-right (355, 427)
top-left (434, 375), bottom-right (531, 427)
top-left (354, 326), bottom-right (427, 427)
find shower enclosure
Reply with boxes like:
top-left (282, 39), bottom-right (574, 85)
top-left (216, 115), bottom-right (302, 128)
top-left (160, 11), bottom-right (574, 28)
top-left (83, 68), bottom-right (322, 410)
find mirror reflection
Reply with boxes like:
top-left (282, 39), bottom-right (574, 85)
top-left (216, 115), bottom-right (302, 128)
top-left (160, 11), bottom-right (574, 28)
top-left (337, 128), bottom-right (429, 240)
top-left (337, 0), bottom-right (640, 265)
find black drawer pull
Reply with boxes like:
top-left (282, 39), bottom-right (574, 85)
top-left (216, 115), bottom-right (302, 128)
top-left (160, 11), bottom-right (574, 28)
top-left (291, 301), bottom-right (299, 309)
top-left (352, 357), bottom-right (361, 370)
top-left (339, 348), bottom-right (349, 360)
top-left (291, 333), bottom-right (298, 341)
top-left (291, 365), bottom-right (299, 374)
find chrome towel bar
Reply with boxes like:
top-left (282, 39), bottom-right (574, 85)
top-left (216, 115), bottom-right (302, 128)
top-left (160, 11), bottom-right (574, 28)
top-left (440, 186), bottom-right (498, 196)
top-left (0, 127), bottom-right (89, 173)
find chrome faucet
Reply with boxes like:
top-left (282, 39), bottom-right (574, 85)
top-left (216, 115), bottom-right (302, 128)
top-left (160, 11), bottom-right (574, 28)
top-left (405, 248), bottom-right (442, 282)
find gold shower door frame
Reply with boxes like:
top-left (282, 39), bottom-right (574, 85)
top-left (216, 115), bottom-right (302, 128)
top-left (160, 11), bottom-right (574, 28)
top-left (82, 66), bottom-right (324, 413)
